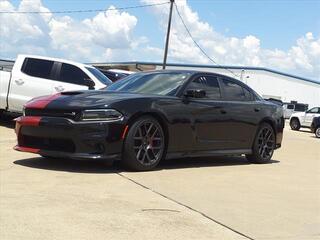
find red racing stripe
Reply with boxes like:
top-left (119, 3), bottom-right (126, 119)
top-left (15, 116), bottom-right (41, 127)
top-left (14, 146), bottom-right (40, 153)
top-left (25, 93), bottom-right (61, 109)
top-left (14, 116), bottom-right (41, 136)
top-left (14, 116), bottom-right (42, 153)
top-left (121, 125), bottom-right (129, 139)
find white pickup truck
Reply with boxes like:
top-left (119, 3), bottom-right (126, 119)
top-left (289, 107), bottom-right (320, 131)
top-left (0, 55), bottom-right (112, 114)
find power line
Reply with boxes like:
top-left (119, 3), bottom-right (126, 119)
top-left (173, 3), bottom-right (240, 78)
top-left (0, 1), bottom-right (170, 14)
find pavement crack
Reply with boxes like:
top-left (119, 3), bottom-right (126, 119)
top-left (117, 172), bottom-right (255, 240)
top-left (141, 208), bottom-right (180, 213)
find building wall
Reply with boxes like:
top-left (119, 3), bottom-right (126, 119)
top-left (156, 65), bottom-right (320, 108)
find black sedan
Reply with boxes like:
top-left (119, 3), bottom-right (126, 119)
top-left (14, 70), bottom-right (284, 171)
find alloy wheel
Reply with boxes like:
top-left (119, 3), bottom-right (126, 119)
top-left (133, 121), bottom-right (164, 166)
top-left (257, 127), bottom-right (275, 160)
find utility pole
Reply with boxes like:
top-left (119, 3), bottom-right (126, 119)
top-left (162, 0), bottom-right (174, 69)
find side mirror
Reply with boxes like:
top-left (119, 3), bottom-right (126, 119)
top-left (84, 79), bottom-right (95, 90)
top-left (184, 89), bottom-right (206, 98)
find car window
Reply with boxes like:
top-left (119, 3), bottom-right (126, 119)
top-left (107, 72), bottom-right (191, 96)
top-left (307, 107), bottom-right (319, 113)
top-left (186, 75), bottom-right (221, 100)
top-left (102, 72), bottom-right (117, 82)
top-left (243, 87), bottom-right (253, 101)
top-left (221, 78), bottom-right (248, 101)
top-left (287, 104), bottom-right (294, 110)
top-left (59, 63), bottom-right (90, 85)
top-left (22, 58), bottom-right (54, 79)
top-left (294, 104), bottom-right (308, 112)
top-left (85, 67), bottom-right (112, 85)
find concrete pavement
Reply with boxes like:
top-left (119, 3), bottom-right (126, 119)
top-left (0, 118), bottom-right (319, 240)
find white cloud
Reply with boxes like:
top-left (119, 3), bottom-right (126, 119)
top-left (0, 0), bottom-right (319, 80)
top-left (0, 0), bottom-right (141, 62)
top-left (142, 0), bottom-right (320, 80)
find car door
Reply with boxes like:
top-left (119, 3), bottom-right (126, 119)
top-left (53, 62), bottom-right (90, 93)
top-left (218, 77), bottom-right (260, 150)
top-left (8, 58), bottom-right (54, 112)
top-left (304, 107), bottom-right (320, 127)
top-left (181, 74), bottom-right (230, 151)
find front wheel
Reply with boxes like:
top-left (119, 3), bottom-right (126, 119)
top-left (246, 123), bottom-right (275, 164)
top-left (122, 116), bottom-right (166, 171)
top-left (290, 118), bottom-right (300, 131)
top-left (315, 127), bottom-right (320, 138)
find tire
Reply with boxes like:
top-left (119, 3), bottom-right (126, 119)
top-left (290, 118), bottom-right (300, 131)
top-left (315, 127), bottom-right (320, 138)
top-left (246, 123), bottom-right (275, 164)
top-left (122, 116), bottom-right (166, 171)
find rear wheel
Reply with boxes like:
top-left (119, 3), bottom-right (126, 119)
top-left (315, 127), bottom-right (320, 138)
top-left (122, 116), bottom-right (166, 171)
top-left (290, 118), bottom-right (300, 131)
top-left (246, 123), bottom-right (275, 164)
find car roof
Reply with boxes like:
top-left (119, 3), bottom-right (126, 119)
top-left (136, 69), bottom-right (242, 81)
top-left (136, 69), bottom-right (211, 75)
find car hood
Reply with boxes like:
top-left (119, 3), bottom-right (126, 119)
top-left (25, 90), bottom-right (163, 110)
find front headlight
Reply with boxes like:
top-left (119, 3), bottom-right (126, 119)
top-left (80, 109), bottom-right (123, 121)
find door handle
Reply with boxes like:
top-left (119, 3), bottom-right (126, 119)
top-left (14, 79), bottom-right (24, 85)
top-left (220, 109), bottom-right (227, 114)
top-left (55, 86), bottom-right (65, 92)
top-left (254, 108), bottom-right (260, 112)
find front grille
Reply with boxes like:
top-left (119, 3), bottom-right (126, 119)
top-left (25, 108), bottom-right (80, 121)
top-left (21, 135), bottom-right (75, 153)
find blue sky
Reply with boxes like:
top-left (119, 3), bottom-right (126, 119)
top-left (9, 0), bottom-right (320, 50)
top-left (2, 0), bottom-right (320, 80)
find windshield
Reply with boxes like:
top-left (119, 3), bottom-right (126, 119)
top-left (106, 72), bottom-right (191, 96)
top-left (86, 67), bottom-right (113, 86)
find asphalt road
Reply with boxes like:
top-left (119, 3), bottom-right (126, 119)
top-left (0, 117), bottom-right (319, 240)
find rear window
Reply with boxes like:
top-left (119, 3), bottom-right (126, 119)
top-left (287, 104), bottom-right (294, 110)
top-left (221, 78), bottom-right (252, 101)
top-left (60, 63), bottom-right (89, 85)
top-left (22, 58), bottom-right (54, 79)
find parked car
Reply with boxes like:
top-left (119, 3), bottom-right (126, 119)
top-left (0, 55), bottom-right (112, 114)
top-left (311, 117), bottom-right (320, 138)
top-left (14, 70), bottom-right (284, 171)
top-left (289, 107), bottom-right (320, 131)
top-left (283, 102), bottom-right (308, 119)
top-left (100, 69), bottom-right (134, 82)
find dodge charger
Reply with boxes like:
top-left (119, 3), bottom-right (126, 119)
top-left (14, 70), bottom-right (284, 171)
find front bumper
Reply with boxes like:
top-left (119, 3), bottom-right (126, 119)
top-left (14, 116), bottom-right (125, 161)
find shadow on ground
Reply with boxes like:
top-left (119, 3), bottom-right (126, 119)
top-left (0, 113), bottom-right (17, 129)
top-left (297, 129), bottom-right (312, 133)
top-left (14, 156), bottom-right (280, 174)
top-left (14, 157), bottom-right (119, 174)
